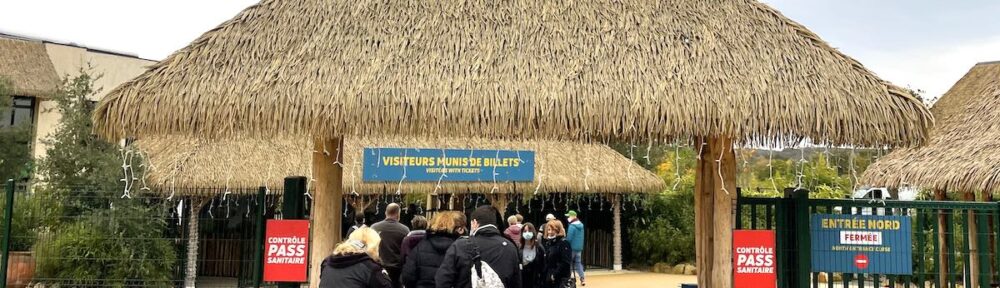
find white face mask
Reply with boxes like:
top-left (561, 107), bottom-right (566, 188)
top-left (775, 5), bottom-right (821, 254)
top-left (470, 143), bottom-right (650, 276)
top-left (522, 232), bottom-right (534, 240)
top-left (546, 235), bottom-right (557, 240)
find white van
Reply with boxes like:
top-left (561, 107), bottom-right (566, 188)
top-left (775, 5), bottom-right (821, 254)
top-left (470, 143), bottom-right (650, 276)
top-left (836, 186), bottom-right (917, 215)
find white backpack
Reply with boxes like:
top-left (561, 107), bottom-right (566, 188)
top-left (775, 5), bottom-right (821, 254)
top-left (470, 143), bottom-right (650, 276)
top-left (470, 239), bottom-right (505, 288)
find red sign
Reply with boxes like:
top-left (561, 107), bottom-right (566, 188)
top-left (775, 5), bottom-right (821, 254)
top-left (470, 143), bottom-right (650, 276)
top-left (733, 230), bottom-right (777, 288)
top-left (263, 220), bottom-right (310, 282)
top-left (854, 253), bottom-right (869, 269)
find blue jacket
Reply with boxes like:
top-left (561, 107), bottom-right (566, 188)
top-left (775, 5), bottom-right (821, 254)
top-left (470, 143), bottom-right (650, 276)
top-left (566, 220), bottom-right (585, 252)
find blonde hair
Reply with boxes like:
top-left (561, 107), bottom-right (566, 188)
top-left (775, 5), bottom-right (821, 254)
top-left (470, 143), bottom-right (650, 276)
top-left (507, 215), bottom-right (518, 225)
top-left (545, 219), bottom-right (566, 237)
top-left (429, 211), bottom-right (467, 235)
top-left (332, 227), bottom-right (381, 261)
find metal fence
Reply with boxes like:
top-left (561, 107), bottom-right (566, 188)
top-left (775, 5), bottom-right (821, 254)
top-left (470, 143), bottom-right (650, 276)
top-left (0, 180), bottom-right (279, 288)
top-left (738, 189), bottom-right (999, 288)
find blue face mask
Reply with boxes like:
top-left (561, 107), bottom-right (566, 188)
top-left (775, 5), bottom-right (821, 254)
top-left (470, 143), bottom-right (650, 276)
top-left (522, 232), bottom-right (534, 240)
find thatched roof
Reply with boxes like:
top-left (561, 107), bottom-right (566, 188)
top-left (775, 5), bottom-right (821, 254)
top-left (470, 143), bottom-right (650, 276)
top-left (863, 62), bottom-right (1000, 193)
top-left (0, 37), bottom-right (59, 96)
top-left (95, 0), bottom-right (931, 147)
top-left (136, 136), bottom-right (664, 196)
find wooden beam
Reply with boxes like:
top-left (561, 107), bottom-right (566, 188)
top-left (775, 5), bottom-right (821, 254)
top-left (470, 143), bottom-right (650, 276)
top-left (309, 138), bottom-right (344, 287)
top-left (613, 194), bottom-right (623, 271)
top-left (965, 191), bottom-right (979, 288)
top-left (184, 198), bottom-right (209, 288)
top-left (935, 189), bottom-right (948, 288)
top-left (695, 136), bottom-right (736, 288)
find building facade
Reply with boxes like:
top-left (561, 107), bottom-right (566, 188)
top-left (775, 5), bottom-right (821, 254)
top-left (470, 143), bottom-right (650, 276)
top-left (0, 32), bottom-right (154, 182)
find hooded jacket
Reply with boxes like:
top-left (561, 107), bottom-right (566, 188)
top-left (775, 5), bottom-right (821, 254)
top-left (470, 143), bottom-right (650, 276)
top-left (401, 232), bottom-right (459, 288)
top-left (319, 253), bottom-right (392, 288)
top-left (400, 230), bottom-right (427, 261)
top-left (435, 225), bottom-right (522, 288)
top-left (542, 237), bottom-right (572, 288)
top-left (566, 220), bottom-right (585, 252)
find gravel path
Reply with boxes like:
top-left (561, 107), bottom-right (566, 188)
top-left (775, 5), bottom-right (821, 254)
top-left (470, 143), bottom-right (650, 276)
top-left (585, 272), bottom-right (697, 288)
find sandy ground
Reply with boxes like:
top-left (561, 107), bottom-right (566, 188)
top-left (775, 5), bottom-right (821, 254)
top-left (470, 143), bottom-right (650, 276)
top-left (585, 271), bottom-right (698, 288)
top-left (199, 272), bottom-right (701, 287)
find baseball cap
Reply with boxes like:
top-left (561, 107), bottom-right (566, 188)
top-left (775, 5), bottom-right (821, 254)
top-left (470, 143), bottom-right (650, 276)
top-left (565, 210), bottom-right (578, 217)
top-left (545, 213), bottom-right (556, 220)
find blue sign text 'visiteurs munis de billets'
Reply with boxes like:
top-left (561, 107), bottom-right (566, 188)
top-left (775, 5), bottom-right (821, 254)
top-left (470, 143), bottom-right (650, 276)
top-left (362, 148), bottom-right (535, 182)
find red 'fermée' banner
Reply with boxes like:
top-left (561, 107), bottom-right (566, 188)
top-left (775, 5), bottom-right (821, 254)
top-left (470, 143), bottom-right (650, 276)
top-left (263, 220), bottom-right (310, 282)
top-left (733, 230), bottom-right (776, 288)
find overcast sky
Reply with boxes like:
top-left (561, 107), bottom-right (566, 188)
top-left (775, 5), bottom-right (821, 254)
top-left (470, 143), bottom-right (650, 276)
top-left (1, 0), bottom-right (997, 102)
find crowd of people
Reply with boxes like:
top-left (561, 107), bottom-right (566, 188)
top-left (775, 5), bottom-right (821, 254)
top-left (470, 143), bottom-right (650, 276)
top-left (319, 203), bottom-right (587, 288)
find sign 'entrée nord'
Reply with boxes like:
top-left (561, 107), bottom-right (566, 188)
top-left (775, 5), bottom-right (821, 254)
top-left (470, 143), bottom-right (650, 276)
top-left (362, 148), bottom-right (535, 182)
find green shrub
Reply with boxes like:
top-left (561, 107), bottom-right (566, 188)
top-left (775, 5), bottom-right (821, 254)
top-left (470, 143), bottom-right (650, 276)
top-left (8, 192), bottom-right (62, 252)
top-left (629, 187), bottom-right (696, 266)
top-left (35, 204), bottom-right (177, 287)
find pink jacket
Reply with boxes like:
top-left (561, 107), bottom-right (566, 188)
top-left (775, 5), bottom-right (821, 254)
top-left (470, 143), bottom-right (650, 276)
top-left (504, 224), bottom-right (523, 247)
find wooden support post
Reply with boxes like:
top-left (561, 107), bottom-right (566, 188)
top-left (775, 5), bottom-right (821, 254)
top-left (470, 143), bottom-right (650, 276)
top-left (309, 138), bottom-right (344, 287)
top-left (185, 198), bottom-right (209, 288)
top-left (612, 194), bottom-right (623, 271)
top-left (695, 137), bottom-right (736, 288)
top-left (966, 191), bottom-right (980, 288)
top-left (935, 189), bottom-right (948, 288)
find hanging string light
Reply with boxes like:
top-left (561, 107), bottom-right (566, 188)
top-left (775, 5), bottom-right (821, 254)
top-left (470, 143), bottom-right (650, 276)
top-left (717, 144), bottom-right (731, 195)
top-left (490, 150), bottom-right (500, 194)
top-left (208, 197), bottom-right (215, 218)
top-left (119, 146), bottom-right (134, 199)
top-left (627, 143), bottom-right (636, 191)
top-left (849, 148), bottom-right (859, 192)
top-left (644, 140), bottom-right (653, 166)
top-left (396, 149), bottom-right (409, 195)
top-left (795, 147), bottom-right (807, 189)
top-left (672, 140), bottom-right (683, 190)
top-left (434, 149), bottom-right (448, 195)
top-left (768, 149), bottom-right (778, 193)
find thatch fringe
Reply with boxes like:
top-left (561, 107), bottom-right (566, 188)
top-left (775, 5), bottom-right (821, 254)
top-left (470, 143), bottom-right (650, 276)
top-left (94, 0), bottom-right (931, 148)
top-left (136, 136), bottom-right (664, 196)
top-left (0, 37), bottom-right (59, 97)
top-left (863, 62), bottom-right (1000, 193)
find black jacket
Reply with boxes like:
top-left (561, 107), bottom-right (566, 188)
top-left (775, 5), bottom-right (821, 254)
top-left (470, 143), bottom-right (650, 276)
top-left (371, 219), bottom-right (410, 269)
top-left (319, 253), bottom-right (392, 288)
top-left (435, 225), bottom-right (522, 288)
top-left (521, 243), bottom-right (546, 288)
top-left (542, 237), bottom-right (572, 288)
top-left (402, 232), bottom-right (459, 288)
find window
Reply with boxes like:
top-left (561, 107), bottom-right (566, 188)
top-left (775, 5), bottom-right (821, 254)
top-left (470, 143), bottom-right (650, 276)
top-left (1, 96), bottom-right (35, 128)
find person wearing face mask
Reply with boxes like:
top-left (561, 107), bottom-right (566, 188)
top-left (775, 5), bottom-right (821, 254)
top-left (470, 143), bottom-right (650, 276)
top-left (541, 220), bottom-right (572, 288)
top-left (520, 223), bottom-right (546, 288)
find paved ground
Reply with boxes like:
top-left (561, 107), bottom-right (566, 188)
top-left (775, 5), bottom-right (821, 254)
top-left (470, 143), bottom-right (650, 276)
top-left (199, 272), bottom-right (701, 287)
top-left (585, 271), bottom-right (697, 288)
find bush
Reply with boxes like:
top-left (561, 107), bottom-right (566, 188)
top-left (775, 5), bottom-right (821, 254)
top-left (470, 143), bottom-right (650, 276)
top-left (629, 188), bottom-right (696, 266)
top-left (8, 192), bottom-right (61, 252)
top-left (35, 204), bottom-right (177, 287)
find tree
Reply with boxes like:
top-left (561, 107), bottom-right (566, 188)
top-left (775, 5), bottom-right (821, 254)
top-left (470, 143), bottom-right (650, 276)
top-left (33, 69), bottom-right (178, 286)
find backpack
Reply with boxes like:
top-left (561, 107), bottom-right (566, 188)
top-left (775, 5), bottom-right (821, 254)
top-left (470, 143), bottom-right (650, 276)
top-left (469, 238), bottom-right (505, 288)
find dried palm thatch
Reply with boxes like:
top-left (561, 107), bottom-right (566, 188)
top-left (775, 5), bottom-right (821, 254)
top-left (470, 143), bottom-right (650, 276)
top-left (863, 62), bottom-right (1000, 193)
top-left (136, 136), bottom-right (664, 196)
top-left (0, 37), bottom-right (59, 97)
top-left (94, 0), bottom-right (931, 147)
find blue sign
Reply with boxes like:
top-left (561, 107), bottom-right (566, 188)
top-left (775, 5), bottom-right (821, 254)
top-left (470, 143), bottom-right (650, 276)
top-left (811, 214), bottom-right (912, 275)
top-left (362, 148), bottom-right (535, 182)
